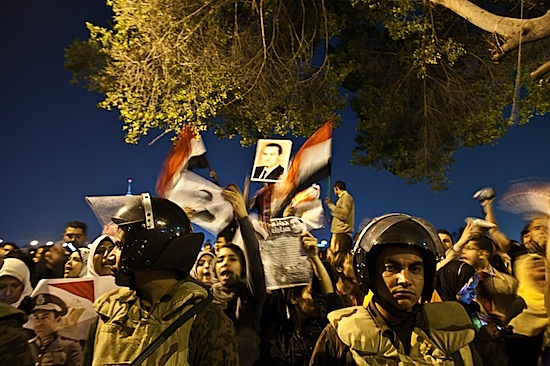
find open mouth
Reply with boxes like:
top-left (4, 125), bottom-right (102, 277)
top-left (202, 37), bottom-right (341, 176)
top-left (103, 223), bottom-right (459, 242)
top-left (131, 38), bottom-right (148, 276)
top-left (219, 268), bottom-right (232, 280)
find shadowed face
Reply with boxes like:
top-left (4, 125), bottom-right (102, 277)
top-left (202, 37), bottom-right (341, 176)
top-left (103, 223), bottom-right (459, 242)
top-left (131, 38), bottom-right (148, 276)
top-left (0, 276), bottom-right (24, 305)
top-left (438, 233), bottom-right (453, 251)
top-left (102, 227), bottom-right (131, 286)
top-left (63, 227), bottom-right (87, 247)
top-left (374, 246), bottom-right (424, 312)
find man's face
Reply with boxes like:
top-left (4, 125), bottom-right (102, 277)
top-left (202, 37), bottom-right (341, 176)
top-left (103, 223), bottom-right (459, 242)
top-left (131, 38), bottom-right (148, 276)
top-left (215, 247), bottom-right (243, 286)
top-left (460, 241), bottom-right (489, 270)
top-left (214, 237), bottom-right (228, 254)
top-left (1, 244), bottom-right (16, 256)
top-left (32, 310), bottom-right (60, 338)
top-left (103, 227), bottom-right (131, 286)
top-left (523, 218), bottom-right (548, 249)
top-left (374, 246), bottom-right (424, 312)
top-left (438, 233), bottom-right (453, 251)
top-left (45, 243), bottom-right (68, 268)
top-left (260, 145), bottom-right (280, 169)
top-left (63, 227), bottom-right (87, 247)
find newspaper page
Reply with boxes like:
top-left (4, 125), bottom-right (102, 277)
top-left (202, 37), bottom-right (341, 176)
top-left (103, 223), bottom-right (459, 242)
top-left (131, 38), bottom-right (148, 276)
top-left (259, 217), bottom-right (312, 290)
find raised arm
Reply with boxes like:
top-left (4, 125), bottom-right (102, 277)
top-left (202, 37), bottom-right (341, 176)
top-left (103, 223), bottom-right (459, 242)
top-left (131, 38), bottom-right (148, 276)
top-left (482, 197), bottom-right (513, 253)
top-left (302, 231), bottom-right (334, 295)
top-left (222, 184), bottom-right (266, 299)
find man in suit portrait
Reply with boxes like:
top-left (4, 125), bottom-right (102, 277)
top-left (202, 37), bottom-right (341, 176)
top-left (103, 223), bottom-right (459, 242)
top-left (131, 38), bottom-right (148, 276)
top-left (253, 142), bottom-right (285, 181)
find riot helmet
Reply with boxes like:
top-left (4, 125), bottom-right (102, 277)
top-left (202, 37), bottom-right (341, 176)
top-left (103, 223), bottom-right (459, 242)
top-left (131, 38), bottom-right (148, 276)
top-left (353, 213), bottom-right (444, 303)
top-left (86, 193), bottom-right (204, 275)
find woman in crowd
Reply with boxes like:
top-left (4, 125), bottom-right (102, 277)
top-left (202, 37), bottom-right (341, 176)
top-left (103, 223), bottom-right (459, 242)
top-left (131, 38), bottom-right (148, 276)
top-left (0, 257), bottom-right (33, 308)
top-left (212, 184), bottom-right (266, 366)
top-left (64, 248), bottom-right (89, 278)
top-left (85, 235), bottom-right (116, 277)
top-left (190, 251), bottom-right (215, 285)
top-left (330, 250), bottom-right (363, 307)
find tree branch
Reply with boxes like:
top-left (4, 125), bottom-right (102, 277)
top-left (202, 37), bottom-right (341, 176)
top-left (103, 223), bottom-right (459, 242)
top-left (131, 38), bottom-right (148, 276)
top-left (430, 0), bottom-right (550, 60)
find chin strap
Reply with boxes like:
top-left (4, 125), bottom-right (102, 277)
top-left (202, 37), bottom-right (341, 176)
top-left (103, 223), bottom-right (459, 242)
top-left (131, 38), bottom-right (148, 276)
top-left (130, 291), bottom-right (213, 366)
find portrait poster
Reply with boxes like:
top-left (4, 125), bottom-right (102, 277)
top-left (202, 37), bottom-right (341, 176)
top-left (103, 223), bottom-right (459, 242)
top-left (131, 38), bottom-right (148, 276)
top-left (24, 277), bottom-right (118, 338)
top-left (24, 277), bottom-right (119, 366)
top-left (258, 217), bottom-right (312, 290)
top-left (251, 139), bottom-right (292, 183)
top-left (165, 170), bottom-right (234, 234)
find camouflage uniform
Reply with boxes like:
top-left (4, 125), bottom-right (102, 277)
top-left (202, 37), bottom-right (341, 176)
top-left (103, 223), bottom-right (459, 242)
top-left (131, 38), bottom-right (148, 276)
top-left (0, 302), bottom-right (33, 366)
top-left (83, 279), bottom-right (238, 366)
top-left (310, 301), bottom-right (480, 365)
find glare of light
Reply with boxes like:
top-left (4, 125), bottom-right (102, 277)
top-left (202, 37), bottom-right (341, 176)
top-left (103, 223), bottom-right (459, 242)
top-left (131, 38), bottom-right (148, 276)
top-left (317, 239), bottom-right (329, 248)
top-left (0, 238), bottom-right (3, 244)
top-left (46, 241), bottom-right (54, 246)
top-left (30, 240), bottom-right (39, 246)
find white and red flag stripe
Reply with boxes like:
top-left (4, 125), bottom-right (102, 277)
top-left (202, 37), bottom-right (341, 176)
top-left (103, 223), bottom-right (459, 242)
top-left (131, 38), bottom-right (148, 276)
top-left (272, 121), bottom-right (332, 214)
top-left (155, 125), bottom-right (207, 197)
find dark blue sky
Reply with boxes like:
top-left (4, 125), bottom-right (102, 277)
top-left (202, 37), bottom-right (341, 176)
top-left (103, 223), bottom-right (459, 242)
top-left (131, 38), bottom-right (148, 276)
top-left (1, 1), bottom-right (549, 247)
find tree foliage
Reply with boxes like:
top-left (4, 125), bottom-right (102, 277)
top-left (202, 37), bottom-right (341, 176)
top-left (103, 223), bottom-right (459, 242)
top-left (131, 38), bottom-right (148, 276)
top-left (66, 0), bottom-right (550, 189)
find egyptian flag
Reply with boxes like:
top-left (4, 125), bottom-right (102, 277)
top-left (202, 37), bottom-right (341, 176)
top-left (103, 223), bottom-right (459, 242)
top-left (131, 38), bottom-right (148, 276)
top-left (155, 125), bottom-right (207, 197)
top-left (272, 121), bottom-right (332, 214)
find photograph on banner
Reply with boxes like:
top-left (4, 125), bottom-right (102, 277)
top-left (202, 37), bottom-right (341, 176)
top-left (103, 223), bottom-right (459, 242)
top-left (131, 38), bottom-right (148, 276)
top-left (251, 139), bottom-right (292, 183)
top-left (259, 217), bottom-right (312, 290)
top-left (164, 170), bottom-right (234, 234)
top-left (24, 277), bottom-right (119, 366)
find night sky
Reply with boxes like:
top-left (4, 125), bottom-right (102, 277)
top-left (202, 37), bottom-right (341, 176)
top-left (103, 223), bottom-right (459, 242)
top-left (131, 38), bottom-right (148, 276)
top-left (2, 1), bottom-right (549, 247)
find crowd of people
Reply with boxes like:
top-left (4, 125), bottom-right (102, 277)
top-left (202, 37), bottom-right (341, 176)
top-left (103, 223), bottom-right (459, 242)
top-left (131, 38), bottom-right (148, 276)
top-left (0, 181), bottom-right (548, 365)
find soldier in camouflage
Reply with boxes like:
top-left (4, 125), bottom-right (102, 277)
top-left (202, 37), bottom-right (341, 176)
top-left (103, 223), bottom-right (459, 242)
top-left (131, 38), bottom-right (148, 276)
top-left (82, 193), bottom-right (239, 366)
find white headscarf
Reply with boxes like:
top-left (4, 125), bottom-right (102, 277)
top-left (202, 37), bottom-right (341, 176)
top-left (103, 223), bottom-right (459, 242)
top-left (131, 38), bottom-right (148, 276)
top-left (85, 235), bottom-right (116, 277)
top-left (0, 257), bottom-right (33, 308)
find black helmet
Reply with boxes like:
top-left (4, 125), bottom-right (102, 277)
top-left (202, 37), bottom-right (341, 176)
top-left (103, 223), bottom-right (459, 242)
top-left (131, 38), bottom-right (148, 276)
top-left (86, 193), bottom-right (204, 274)
top-left (353, 213), bottom-right (444, 302)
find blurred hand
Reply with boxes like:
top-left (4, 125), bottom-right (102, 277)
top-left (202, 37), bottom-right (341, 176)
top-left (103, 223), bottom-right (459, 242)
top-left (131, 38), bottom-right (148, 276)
top-left (324, 197), bottom-right (332, 205)
top-left (222, 184), bottom-right (248, 219)
top-left (301, 232), bottom-right (319, 258)
top-left (488, 310), bottom-right (507, 327)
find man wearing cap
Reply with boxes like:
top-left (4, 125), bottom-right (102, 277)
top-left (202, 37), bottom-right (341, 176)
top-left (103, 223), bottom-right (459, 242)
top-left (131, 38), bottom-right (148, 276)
top-left (28, 293), bottom-right (82, 366)
top-left (310, 214), bottom-right (481, 365)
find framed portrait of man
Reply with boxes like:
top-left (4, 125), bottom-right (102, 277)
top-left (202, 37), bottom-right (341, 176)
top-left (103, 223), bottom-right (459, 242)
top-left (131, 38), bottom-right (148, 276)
top-left (251, 139), bottom-right (292, 182)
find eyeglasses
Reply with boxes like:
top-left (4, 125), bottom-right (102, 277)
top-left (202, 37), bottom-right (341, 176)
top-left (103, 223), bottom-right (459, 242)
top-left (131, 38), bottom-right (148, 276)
top-left (463, 245), bottom-right (489, 254)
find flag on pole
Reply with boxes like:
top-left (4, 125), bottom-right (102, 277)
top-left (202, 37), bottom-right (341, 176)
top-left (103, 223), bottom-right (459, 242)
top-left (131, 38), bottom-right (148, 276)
top-left (155, 125), bottom-right (207, 197)
top-left (272, 121), bottom-right (333, 214)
